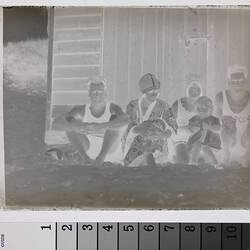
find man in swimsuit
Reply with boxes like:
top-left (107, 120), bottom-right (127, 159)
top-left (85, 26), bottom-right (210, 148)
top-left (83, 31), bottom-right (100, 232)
top-left (215, 64), bottom-right (250, 166)
top-left (124, 73), bottom-right (178, 166)
top-left (53, 77), bottom-right (129, 166)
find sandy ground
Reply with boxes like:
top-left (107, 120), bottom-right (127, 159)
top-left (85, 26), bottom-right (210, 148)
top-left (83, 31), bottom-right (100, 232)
top-left (4, 87), bottom-right (250, 210)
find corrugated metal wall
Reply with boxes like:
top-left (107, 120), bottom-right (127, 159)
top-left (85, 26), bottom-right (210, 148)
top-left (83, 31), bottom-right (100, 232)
top-left (45, 7), bottom-right (250, 145)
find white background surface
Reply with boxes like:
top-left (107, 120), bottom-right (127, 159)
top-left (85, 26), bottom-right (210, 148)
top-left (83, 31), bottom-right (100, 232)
top-left (0, 0), bottom-right (250, 6)
top-left (0, 222), bottom-right (55, 250)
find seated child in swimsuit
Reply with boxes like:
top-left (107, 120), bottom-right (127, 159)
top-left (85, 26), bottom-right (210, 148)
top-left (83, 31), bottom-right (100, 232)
top-left (187, 96), bottom-right (221, 167)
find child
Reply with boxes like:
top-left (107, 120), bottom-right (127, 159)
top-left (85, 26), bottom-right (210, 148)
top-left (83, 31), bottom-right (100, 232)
top-left (187, 96), bottom-right (222, 167)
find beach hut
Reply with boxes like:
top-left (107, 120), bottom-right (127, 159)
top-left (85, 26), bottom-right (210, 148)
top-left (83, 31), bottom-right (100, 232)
top-left (45, 7), bottom-right (250, 145)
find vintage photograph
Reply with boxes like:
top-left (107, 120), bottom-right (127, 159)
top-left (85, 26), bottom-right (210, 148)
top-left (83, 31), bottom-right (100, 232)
top-left (4, 6), bottom-right (250, 208)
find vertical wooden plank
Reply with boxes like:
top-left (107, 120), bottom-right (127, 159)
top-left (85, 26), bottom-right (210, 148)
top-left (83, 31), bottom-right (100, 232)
top-left (212, 9), bottom-right (228, 95)
top-left (206, 9), bottom-right (216, 99)
top-left (114, 8), bottom-right (130, 109)
top-left (156, 8), bottom-right (164, 84)
top-left (100, 8), bottom-right (104, 77)
top-left (103, 8), bottom-right (118, 101)
top-left (243, 9), bottom-right (250, 91)
top-left (183, 8), bottom-right (207, 95)
top-left (227, 9), bottom-right (244, 66)
top-left (165, 9), bottom-right (185, 105)
top-left (128, 8), bottom-right (144, 101)
top-left (161, 9), bottom-right (171, 104)
top-left (142, 8), bottom-right (157, 75)
top-left (197, 9), bottom-right (208, 96)
top-left (46, 7), bottom-right (54, 131)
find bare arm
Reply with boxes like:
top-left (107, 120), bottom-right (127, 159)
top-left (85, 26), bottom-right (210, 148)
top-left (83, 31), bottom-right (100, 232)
top-left (132, 124), bottom-right (171, 138)
top-left (89, 103), bottom-right (129, 132)
top-left (214, 92), bottom-right (223, 118)
top-left (52, 106), bottom-right (88, 133)
top-left (162, 102), bottom-right (178, 133)
top-left (171, 100), bottom-right (178, 119)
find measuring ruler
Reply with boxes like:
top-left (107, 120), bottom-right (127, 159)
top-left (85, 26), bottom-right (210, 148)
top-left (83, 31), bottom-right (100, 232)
top-left (0, 223), bottom-right (249, 250)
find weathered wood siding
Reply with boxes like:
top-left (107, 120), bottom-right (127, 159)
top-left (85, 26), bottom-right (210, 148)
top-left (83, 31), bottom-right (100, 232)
top-left (45, 7), bottom-right (250, 145)
top-left (45, 7), bottom-right (103, 144)
top-left (102, 8), bottom-right (250, 108)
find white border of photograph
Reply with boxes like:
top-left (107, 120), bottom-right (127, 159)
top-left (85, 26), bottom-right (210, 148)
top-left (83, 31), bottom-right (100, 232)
top-left (0, 0), bottom-right (249, 7)
top-left (0, 7), bottom-right (5, 208)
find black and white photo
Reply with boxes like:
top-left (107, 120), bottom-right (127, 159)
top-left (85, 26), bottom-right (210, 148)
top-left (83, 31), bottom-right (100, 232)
top-left (4, 6), bottom-right (250, 208)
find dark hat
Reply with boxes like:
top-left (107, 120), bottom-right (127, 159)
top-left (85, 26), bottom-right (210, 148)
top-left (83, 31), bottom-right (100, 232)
top-left (139, 73), bottom-right (160, 93)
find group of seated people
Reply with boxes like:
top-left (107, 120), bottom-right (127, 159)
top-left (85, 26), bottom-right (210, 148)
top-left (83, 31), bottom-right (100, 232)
top-left (49, 64), bottom-right (250, 168)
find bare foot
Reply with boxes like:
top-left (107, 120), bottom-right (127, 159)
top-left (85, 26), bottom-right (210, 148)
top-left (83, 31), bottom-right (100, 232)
top-left (93, 154), bottom-right (105, 167)
top-left (144, 153), bottom-right (156, 168)
top-left (79, 155), bottom-right (93, 166)
top-left (214, 163), bottom-right (224, 170)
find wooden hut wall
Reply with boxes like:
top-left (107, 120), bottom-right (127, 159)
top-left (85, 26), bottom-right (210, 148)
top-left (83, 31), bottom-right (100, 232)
top-left (102, 8), bottom-right (250, 108)
top-left (45, 7), bottom-right (250, 145)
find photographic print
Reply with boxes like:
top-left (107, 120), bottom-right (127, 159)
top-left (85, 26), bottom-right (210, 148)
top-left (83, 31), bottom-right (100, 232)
top-left (4, 6), bottom-right (250, 209)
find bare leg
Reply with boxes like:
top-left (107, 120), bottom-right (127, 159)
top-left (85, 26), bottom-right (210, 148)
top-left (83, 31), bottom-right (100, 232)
top-left (221, 130), bottom-right (231, 165)
top-left (66, 131), bottom-right (91, 164)
top-left (202, 146), bottom-right (218, 165)
top-left (142, 152), bottom-right (156, 167)
top-left (189, 141), bottom-right (202, 165)
top-left (174, 143), bottom-right (189, 164)
top-left (94, 129), bottom-right (120, 166)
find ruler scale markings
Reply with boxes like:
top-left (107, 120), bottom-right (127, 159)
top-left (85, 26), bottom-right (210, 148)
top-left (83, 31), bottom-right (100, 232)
top-left (222, 223), bottom-right (242, 250)
top-left (76, 223), bottom-right (78, 250)
top-left (78, 223), bottom-right (97, 250)
top-left (201, 223), bottom-right (221, 250)
top-left (181, 223), bottom-right (200, 250)
top-left (57, 223), bottom-right (77, 250)
top-left (56, 222), bottom-right (58, 250)
top-left (139, 223), bottom-right (159, 250)
top-left (158, 223), bottom-right (160, 250)
top-left (159, 223), bottom-right (179, 250)
top-left (97, 223), bottom-right (99, 250)
top-left (242, 223), bottom-right (250, 250)
top-left (99, 223), bottom-right (117, 250)
top-left (138, 223), bottom-right (140, 250)
top-left (241, 223), bottom-right (243, 250)
top-left (3, 222), bottom-right (250, 249)
top-left (221, 223), bottom-right (223, 250)
top-left (117, 223), bottom-right (119, 250)
top-left (200, 223), bottom-right (202, 250)
top-left (179, 223), bottom-right (181, 250)
top-left (119, 223), bottom-right (138, 250)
